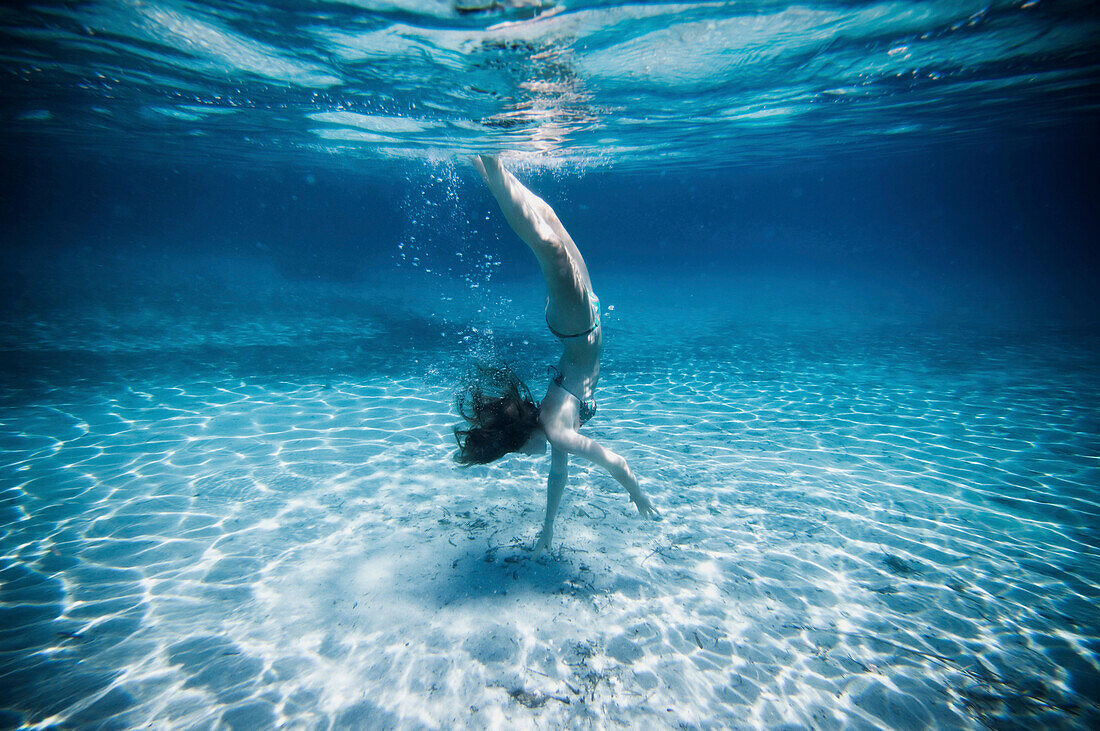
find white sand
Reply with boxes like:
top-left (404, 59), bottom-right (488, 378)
top-left (0, 264), bottom-right (1097, 728)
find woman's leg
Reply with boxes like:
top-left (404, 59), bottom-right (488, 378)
top-left (474, 156), bottom-right (593, 327)
top-left (534, 447), bottom-right (569, 555)
top-left (474, 157), bottom-right (578, 252)
top-left (473, 155), bottom-right (560, 256)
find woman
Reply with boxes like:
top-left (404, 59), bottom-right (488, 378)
top-left (455, 155), bottom-right (659, 555)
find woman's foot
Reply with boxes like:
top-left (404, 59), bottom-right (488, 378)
top-left (472, 154), bottom-right (502, 183)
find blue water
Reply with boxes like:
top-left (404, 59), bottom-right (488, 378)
top-left (1, 1), bottom-right (1099, 729)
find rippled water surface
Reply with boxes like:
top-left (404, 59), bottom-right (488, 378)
top-left (2, 0), bottom-right (1098, 168)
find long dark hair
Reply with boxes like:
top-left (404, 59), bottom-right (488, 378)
top-left (454, 364), bottom-right (540, 465)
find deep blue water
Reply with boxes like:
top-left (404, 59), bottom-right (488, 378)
top-left (1, 1), bottom-right (1099, 729)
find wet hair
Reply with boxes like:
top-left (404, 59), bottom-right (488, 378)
top-left (454, 364), bottom-right (540, 465)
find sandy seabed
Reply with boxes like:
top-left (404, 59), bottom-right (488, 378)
top-left (1, 259), bottom-right (1098, 729)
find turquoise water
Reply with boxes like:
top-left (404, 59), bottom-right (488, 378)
top-left (1, 1), bottom-right (1099, 729)
top-left (3, 0), bottom-right (1098, 169)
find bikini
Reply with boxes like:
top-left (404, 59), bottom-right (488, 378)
top-left (545, 293), bottom-right (601, 340)
top-left (547, 365), bottom-right (597, 424)
top-left (545, 293), bottom-right (600, 424)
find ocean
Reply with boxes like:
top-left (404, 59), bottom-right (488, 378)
top-left (1, 0), bottom-right (1098, 728)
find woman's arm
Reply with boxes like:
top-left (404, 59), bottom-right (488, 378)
top-left (547, 429), bottom-right (660, 519)
top-left (534, 447), bottom-right (569, 555)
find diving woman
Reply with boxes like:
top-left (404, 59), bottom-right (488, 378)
top-left (454, 155), bottom-right (659, 555)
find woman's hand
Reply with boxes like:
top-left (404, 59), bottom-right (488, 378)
top-left (632, 492), bottom-right (661, 520)
top-left (534, 527), bottom-right (553, 556)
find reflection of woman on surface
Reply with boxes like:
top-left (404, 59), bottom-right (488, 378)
top-left (455, 155), bottom-right (659, 555)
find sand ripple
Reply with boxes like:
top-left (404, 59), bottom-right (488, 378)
top-left (1, 272), bottom-right (1097, 728)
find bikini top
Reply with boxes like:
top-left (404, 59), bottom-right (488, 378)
top-left (547, 365), bottom-right (597, 424)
